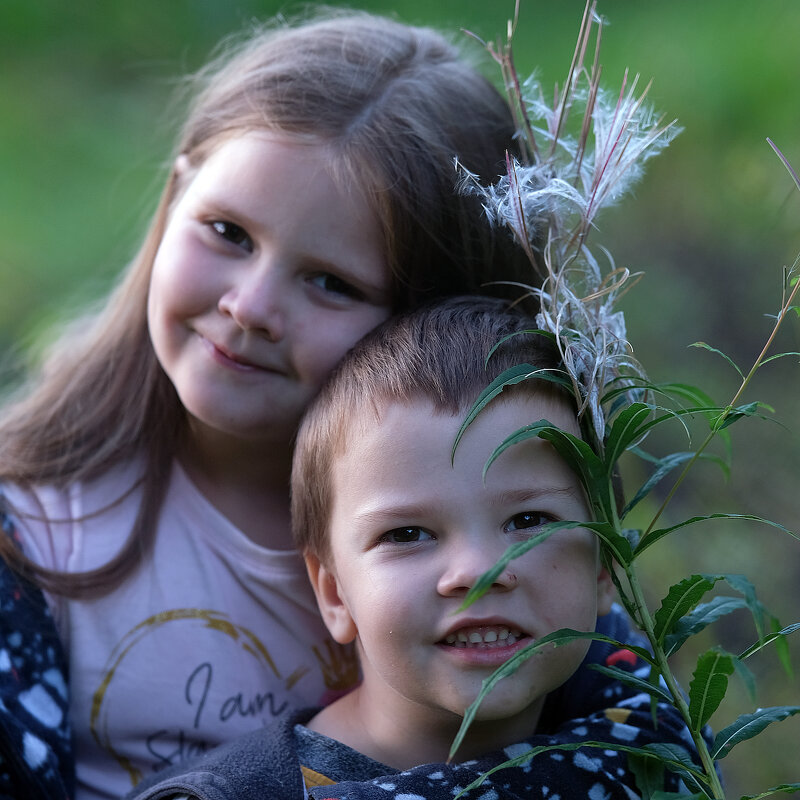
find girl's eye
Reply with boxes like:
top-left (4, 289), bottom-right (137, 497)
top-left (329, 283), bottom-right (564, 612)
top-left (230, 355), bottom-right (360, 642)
top-left (309, 273), bottom-right (364, 301)
top-left (504, 512), bottom-right (552, 533)
top-left (211, 221), bottom-right (253, 252)
top-left (380, 527), bottom-right (434, 545)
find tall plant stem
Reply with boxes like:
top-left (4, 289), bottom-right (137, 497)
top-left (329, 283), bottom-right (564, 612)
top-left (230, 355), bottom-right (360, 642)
top-left (625, 567), bottom-right (726, 799)
top-left (641, 275), bottom-right (800, 543)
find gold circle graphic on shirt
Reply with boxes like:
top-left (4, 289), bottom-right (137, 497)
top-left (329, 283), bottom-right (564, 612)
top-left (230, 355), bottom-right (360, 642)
top-left (90, 608), bottom-right (304, 786)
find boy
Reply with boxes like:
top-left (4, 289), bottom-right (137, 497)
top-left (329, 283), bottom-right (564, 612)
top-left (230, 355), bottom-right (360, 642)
top-left (129, 297), bottom-right (694, 800)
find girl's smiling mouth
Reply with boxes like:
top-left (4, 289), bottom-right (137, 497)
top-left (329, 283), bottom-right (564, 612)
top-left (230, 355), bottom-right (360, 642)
top-left (200, 335), bottom-right (278, 373)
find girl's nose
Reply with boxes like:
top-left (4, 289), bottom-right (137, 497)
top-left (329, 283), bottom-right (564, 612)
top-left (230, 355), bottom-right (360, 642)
top-left (436, 541), bottom-right (518, 597)
top-left (218, 263), bottom-right (285, 341)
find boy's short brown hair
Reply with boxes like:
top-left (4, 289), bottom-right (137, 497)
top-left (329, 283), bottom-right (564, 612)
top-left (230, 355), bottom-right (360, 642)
top-left (291, 296), bottom-right (575, 563)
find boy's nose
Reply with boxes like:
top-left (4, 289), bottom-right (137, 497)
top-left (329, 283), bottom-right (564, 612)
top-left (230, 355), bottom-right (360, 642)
top-left (218, 263), bottom-right (286, 341)
top-left (436, 542), bottom-right (518, 597)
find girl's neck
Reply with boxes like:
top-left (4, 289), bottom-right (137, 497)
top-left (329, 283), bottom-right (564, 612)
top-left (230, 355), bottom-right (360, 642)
top-left (179, 423), bottom-right (294, 549)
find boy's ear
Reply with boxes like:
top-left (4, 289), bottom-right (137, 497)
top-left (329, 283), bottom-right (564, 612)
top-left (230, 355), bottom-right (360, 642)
top-left (596, 563), bottom-right (615, 617)
top-left (304, 552), bottom-right (357, 644)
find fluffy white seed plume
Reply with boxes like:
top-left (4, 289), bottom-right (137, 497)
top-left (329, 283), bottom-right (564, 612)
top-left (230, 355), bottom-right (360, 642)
top-left (459, 0), bottom-right (680, 450)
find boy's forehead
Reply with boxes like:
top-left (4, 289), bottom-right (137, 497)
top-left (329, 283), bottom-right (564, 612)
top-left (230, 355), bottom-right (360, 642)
top-left (334, 389), bottom-right (583, 459)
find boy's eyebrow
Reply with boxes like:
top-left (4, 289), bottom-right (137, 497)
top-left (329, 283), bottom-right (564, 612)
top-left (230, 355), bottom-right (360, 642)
top-left (492, 486), bottom-right (584, 506)
top-left (353, 486), bottom-right (583, 525)
top-left (353, 504), bottom-right (431, 525)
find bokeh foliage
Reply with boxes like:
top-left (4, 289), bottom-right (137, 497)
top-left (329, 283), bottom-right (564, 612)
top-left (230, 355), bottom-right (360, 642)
top-left (1, 1), bottom-right (798, 795)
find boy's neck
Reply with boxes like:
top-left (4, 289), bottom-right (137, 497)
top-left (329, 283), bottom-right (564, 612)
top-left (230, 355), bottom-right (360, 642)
top-left (307, 684), bottom-right (544, 770)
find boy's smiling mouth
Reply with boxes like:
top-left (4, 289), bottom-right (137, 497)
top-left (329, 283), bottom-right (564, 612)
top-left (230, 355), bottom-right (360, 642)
top-left (441, 624), bottom-right (530, 649)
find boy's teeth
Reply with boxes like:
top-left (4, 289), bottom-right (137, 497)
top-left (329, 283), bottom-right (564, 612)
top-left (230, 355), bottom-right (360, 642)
top-left (444, 626), bottom-right (524, 648)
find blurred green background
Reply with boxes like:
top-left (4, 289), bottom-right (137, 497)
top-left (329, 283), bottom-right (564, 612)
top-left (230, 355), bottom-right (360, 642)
top-left (1, 0), bottom-right (798, 794)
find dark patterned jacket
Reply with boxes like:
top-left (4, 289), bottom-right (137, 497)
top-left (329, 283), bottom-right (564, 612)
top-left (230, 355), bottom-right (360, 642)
top-left (0, 496), bottom-right (74, 800)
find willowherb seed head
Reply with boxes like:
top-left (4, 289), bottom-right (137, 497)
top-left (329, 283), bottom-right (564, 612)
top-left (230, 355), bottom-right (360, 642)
top-left (457, 5), bottom-right (679, 451)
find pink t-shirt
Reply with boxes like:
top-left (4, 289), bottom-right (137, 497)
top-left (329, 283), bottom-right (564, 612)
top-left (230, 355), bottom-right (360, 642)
top-left (5, 460), bottom-right (356, 800)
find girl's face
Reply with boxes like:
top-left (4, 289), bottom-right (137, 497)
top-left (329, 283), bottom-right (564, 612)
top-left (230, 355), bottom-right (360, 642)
top-left (147, 132), bottom-right (392, 450)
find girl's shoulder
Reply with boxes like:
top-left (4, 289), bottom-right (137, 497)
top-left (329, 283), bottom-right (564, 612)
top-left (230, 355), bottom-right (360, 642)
top-left (1, 456), bottom-right (147, 573)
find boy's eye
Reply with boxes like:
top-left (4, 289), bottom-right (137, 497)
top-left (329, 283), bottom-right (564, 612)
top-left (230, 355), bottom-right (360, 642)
top-left (504, 512), bottom-right (552, 533)
top-left (380, 527), bottom-right (434, 544)
top-left (309, 273), bottom-right (364, 301)
top-left (211, 221), bottom-right (253, 252)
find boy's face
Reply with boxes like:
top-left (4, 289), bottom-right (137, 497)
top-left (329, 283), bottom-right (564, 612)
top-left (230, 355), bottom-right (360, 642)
top-left (307, 395), bottom-right (614, 740)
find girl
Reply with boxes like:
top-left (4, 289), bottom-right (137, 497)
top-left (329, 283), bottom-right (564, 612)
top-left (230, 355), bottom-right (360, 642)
top-left (0, 10), bottom-right (530, 800)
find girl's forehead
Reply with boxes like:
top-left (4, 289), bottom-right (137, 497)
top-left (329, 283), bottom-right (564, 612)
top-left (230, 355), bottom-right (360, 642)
top-left (187, 128), bottom-right (333, 173)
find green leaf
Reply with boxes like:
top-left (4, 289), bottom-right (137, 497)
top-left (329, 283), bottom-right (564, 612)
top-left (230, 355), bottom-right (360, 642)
top-left (635, 514), bottom-right (799, 556)
top-left (606, 557), bottom-right (640, 623)
top-left (689, 341), bottom-right (745, 379)
top-left (653, 575), bottom-right (722, 645)
top-left (739, 622), bottom-right (800, 660)
top-left (588, 664), bottom-right (673, 704)
top-left (647, 660), bottom-right (663, 727)
top-left (628, 752), bottom-right (665, 800)
top-left (584, 521), bottom-right (634, 568)
top-left (712, 706), bottom-right (800, 759)
top-left (720, 574), bottom-right (766, 639)
top-left (663, 596), bottom-right (749, 656)
top-left (770, 613), bottom-right (794, 678)
top-left (623, 451), bottom-right (729, 518)
top-left (649, 381), bottom-right (721, 424)
top-left (740, 783), bottom-right (800, 800)
top-left (603, 402), bottom-right (652, 468)
top-left (537, 426), bottom-right (613, 520)
top-left (638, 742), bottom-right (708, 793)
top-left (536, 423), bottom-right (606, 484)
top-left (759, 350), bottom-right (800, 366)
top-left (712, 401), bottom-right (769, 431)
top-left (688, 647), bottom-right (735, 731)
top-left (732, 652), bottom-right (758, 703)
top-left (650, 572), bottom-right (781, 663)
top-left (599, 373), bottom-right (653, 406)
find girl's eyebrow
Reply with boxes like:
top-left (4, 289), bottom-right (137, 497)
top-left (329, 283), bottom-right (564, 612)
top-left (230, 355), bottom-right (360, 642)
top-left (197, 197), bottom-right (261, 233)
top-left (301, 253), bottom-right (390, 295)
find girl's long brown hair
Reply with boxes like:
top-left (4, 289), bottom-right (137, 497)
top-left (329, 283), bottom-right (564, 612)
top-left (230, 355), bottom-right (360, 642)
top-left (0, 9), bottom-right (532, 597)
